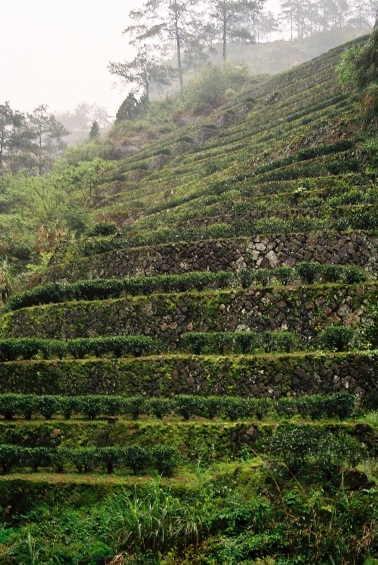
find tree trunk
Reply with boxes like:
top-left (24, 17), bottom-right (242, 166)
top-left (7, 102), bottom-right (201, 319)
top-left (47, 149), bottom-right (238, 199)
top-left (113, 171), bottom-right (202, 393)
top-left (223, 7), bottom-right (227, 61)
top-left (174, 11), bottom-right (184, 89)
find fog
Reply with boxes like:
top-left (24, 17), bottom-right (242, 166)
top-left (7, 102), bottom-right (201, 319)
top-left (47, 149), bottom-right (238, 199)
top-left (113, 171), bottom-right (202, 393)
top-left (1, 0), bottom-right (281, 117)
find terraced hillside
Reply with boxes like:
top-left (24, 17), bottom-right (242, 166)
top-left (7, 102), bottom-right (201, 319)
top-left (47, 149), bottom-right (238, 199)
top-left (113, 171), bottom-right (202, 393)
top-left (2, 35), bottom-right (378, 564)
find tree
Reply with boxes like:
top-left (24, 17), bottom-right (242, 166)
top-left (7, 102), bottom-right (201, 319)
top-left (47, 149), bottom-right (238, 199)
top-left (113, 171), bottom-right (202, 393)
top-left (57, 103), bottom-right (112, 145)
top-left (88, 121), bottom-right (100, 140)
top-left (27, 106), bottom-right (69, 174)
top-left (206, 0), bottom-right (265, 60)
top-left (123, 0), bottom-right (202, 89)
top-left (279, 0), bottom-right (315, 40)
top-left (348, 0), bottom-right (375, 29)
top-left (109, 47), bottom-right (172, 101)
top-left (256, 10), bottom-right (279, 42)
top-left (0, 103), bottom-right (14, 169)
top-left (116, 93), bottom-right (149, 122)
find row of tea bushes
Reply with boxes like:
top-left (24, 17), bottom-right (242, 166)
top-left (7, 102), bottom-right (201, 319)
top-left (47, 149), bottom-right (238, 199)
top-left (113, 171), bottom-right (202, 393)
top-left (80, 213), bottom-right (377, 257)
top-left (5, 272), bottom-right (234, 311)
top-left (0, 444), bottom-right (179, 475)
top-left (180, 326), bottom-right (355, 354)
top-left (5, 264), bottom-right (369, 312)
top-left (0, 336), bottom-right (163, 361)
top-left (0, 393), bottom-right (357, 421)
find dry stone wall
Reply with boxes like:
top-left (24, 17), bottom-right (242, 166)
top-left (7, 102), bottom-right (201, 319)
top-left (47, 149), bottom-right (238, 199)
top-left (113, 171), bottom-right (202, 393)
top-left (1, 283), bottom-right (376, 342)
top-left (45, 231), bottom-right (378, 284)
top-left (0, 352), bottom-right (375, 398)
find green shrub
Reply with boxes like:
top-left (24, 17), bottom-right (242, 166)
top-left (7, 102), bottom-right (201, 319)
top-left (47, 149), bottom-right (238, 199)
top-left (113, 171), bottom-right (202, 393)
top-left (88, 222), bottom-right (118, 237)
top-left (174, 395), bottom-right (204, 420)
top-left (146, 398), bottom-right (173, 419)
top-left (342, 266), bottom-right (367, 285)
top-left (276, 397), bottom-right (298, 418)
top-left (203, 396), bottom-right (225, 419)
top-left (124, 446), bottom-right (151, 475)
top-left (239, 269), bottom-right (256, 289)
top-left (0, 445), bottom-right (22, 473)
top-left (274, 267), bottom-right (293, 286)
top-left (298, 393), bottom-right (355, 420)
top-left (37, 395), bottom-right (62, 419)
top-left (76, 396), bottom-right (106, 420)
top-left (98, 447), bottom-right (123, 474)
top-left (223, 397), bottom-right (252, 421)
top-left (233, 333), bottom-right (261, 354)
top-left (150, 445), bottom-right (179, 477)
top-left (296, 262), bottom-right (321, 285)
top-left (261, 332), bottom-right (302, 354)
top-left (24, 447), bottom-right (53, 472)
top-left (321, 264), bottom-right (344, 283)
top-left (349, 210), bottom-right (378, 230)
top-left (125, 396), bottom-right (146, 420)
top-left (6, 272), bottom-right (234, 311)
top-left (317, 326), bottom-right (355, 352)
top-left (18, 395), bottom-right (39, 420)
top-left (0, 394), bottom-right (22, 419)
top-left (67, 447), bottom-right (99, 473)
top-left (267, 426), bottom-right (361, 475)
top-left (253, 269), bottom-right (273, 287)
top-left (49, 447), bottom-right (68, 473)
top-left (0, 337), bottom-right (163, 363)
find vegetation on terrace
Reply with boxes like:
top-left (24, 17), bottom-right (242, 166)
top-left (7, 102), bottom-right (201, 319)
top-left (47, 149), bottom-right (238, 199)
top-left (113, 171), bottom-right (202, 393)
top-left (2, 30), bottom-right (378, 565)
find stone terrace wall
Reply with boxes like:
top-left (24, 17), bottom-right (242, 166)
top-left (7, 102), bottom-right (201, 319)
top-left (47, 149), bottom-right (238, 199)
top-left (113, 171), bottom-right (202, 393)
top-left (1, 283), bottom-right (377, 341)
top-left (0, 352), bottom-right (375, 397)
top-left (45, 231), bottom-right (378, 284)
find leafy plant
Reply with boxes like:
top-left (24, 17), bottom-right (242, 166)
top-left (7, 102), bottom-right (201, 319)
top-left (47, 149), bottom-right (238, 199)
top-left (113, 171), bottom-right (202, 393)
top-left (317, 325), bottom-right (355, 352)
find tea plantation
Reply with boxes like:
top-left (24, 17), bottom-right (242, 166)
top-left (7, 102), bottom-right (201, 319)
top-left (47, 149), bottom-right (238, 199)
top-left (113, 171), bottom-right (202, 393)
top-left (1, 34), bottom-right (378, 564)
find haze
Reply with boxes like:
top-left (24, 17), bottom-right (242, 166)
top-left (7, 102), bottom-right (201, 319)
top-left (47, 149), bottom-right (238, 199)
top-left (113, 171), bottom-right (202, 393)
top-left (1, 0), bottom-right (280, 118)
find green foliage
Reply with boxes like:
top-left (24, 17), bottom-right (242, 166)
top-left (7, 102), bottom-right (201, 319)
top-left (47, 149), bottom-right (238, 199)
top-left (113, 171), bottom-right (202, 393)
top-left (0, 393), bottom-right (361, 421)
top-left (0, 444), bottom-right (180, 475)
top-left (296, 261), bottom-right (321, 284)
top-left (184, 62), bottom-right (250, 110)
top-left (147, 397), bottom-right (173, 419)
top-left (5, 272), bottom-right (234, 311)
top-left (149, 445), bottom-right (179, 477)
top-left (88, 222), bottom-right (118, 237)
top-left (0, 336), bottom-right (163, 361)
top-left (174, 395), bottom-right (204, 421)
top-left (342, 265), bottom-right (368, 284)
top-left (267, 425), bottom-right (362, 475)
top-left (317, 325), bottom-right (355, 352)
top-left (180, 331), bottom-right (304, 355)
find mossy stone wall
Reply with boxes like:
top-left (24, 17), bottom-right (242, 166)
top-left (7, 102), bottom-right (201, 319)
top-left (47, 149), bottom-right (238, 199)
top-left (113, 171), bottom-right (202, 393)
top-left (1, 283), bottom-right (376, 342)
top-left (45, 231), bottom-right (378, 284)
top-left (0, 352), bottom-right (375, 397)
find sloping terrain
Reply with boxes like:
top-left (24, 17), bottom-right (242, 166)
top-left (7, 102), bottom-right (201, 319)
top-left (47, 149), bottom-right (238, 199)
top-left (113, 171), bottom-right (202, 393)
top-left (1, 34), bottom-right (378, 564)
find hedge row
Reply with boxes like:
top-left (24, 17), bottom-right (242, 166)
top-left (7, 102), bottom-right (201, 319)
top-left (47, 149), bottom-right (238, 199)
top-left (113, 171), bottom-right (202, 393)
top-left (181, 326), bottom-right (355, 354)
top-left (0, 326), bottom-right (355, 362)
top-left (0, 393), bottom-right (357, 421)
top-left (6, 264), bottom-right (369, 312)
top-left (0, 444), bottom-right (179, 475)
top-left (0, 336), bottom-right (163, 362)
top-left (5, 272), bottom-right (234, 312)
top-left (78, 207), bottom-right (378, 257)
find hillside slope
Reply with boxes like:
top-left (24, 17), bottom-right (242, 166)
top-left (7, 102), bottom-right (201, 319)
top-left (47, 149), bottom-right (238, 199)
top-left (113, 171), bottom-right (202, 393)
top-left (1, 34), bottom-right (378, 564)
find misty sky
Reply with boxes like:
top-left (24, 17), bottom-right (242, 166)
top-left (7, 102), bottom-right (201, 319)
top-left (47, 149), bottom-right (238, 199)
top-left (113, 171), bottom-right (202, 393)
top-left (1, 0), bottom-right (280, 118)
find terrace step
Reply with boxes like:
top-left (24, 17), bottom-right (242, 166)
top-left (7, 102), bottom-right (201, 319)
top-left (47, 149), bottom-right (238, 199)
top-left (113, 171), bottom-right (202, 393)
top-left (0, 351), bottom-right (375, 397)
top-left (45, 231), bottom-right (378, 283)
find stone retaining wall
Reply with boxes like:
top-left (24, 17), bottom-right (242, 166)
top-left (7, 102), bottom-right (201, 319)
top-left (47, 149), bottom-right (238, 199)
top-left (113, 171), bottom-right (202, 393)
top-left (45, 231), bottom-right (378, 284)
top-left (1, 284), bottom-right (376, 341)
top-left (0, 352), bottom-right (375, 397)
